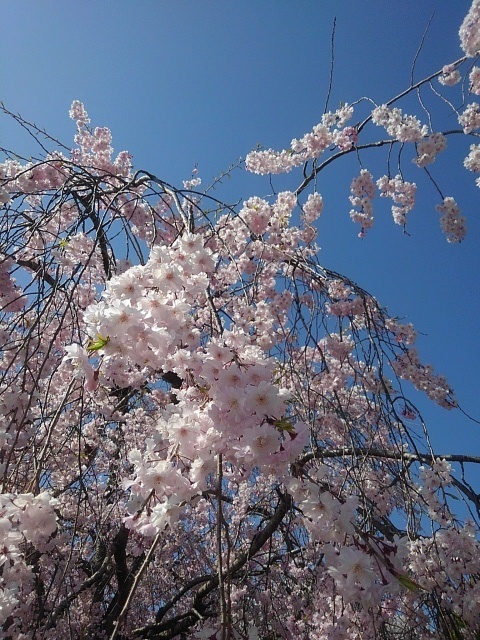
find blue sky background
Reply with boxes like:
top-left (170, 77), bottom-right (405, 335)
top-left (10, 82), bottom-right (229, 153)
top-left (1, 1), bottom-right (479, 466)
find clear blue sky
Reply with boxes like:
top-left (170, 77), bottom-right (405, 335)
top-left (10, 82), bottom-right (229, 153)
top-left (2, 1), bottom-right (479, 459)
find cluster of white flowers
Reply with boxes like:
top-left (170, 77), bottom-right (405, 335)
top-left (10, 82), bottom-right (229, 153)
top-left (244, 148), bottom-right (303, 175)
top-left (384, 318), bottom-right (417, 345)
top-left (438, 64), bottom-right (461, 86)
top-left (458, 102), bottom-right (480, 133)
top-left (120, 330), bottom-right (307, 535)
top-left (470, 66), bottom-right (480, 94)
top-left (418, 460), bottom-right (454, 524)
top-left (349, 169), bottom-right (376, 235)
top-left (290, 123), bottom-right (333, 159)
top-left (413, 133), bottom-right (447, 167)
top-left (240, 196), bottom-right (274, 235)
top-left (371, 105), bottom-right (428, 142)
top-left (460, 0), bottom-right (480, 57)
top-left (392, 348), bottom-right (457, 408)
top-left (436, 197), bottom-right (467, 243)
top-left (377, 175), bottom-right (417, 226)
top-left (88, 235), bottom-right (213, 375)
top-left (245, 105), bottom-right (354, 175)
top-left (464, 143), bottom-right (480, 172)
top-left (0, 256), bottom-right (26, 313)
top-left (0, 493), bottom-right (57, 624)
top-left (69, 100), bottom-right (132, 176)
top-left (302, 192), bottom-right (324, 225)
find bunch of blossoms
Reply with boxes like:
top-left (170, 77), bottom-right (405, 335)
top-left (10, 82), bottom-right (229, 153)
top-left (282, 462), bottom-right (411, 613)
top-left (384, 318), bottom-right (417, 345)
top-left (245, 104), bottom-right (354, 175)
top-left (69, 100), bottom-right (132, 176)
top-left (0, 493), bottom-right (58, 625)
top-left (413, 132), bottom-right (447, 167)
top-left (211, 190), bottom-right (317, 290)
top-left (237, 190), bottom-right (317, 253)
top-left (63, 229), bottom-right (308, 532)
top-left (290, 122), bottom-right (332, 159)
top-left (324, 539), bottom-right (407, 610)
top-left (460, 0), bottom-right (480, 57)
top-left (438, 63), bottom-right (462, 86)
top-left (326, 292), bottom-right (366, 318)
top-left (267, 191), bottom-right (319, 250)
top-left (391, 347), bottom-right (457, 408)
top-left (322, 278), bottom-right (370, 318)
top-left (436, 196), bottom-right (467, 243)
top-left (302, 191), bottom-right (324, 226)
top-left (464, 142), bottom-right (480, 174)
top-left (64, 233), bottom-right (216, 387)
top-left (121, 338), bottom-right (307, 536)
top-left (458, 102), bottom-right (480, 133)
top-left (239, 195), bottom-right (274, 235)
top-left (290, 104), bottom-right (355, 157)
top-left (115, 191), bottom-right (175, 245)
top-left (243, 148), bottom-right (303, 175)
top-left (349, 169), bottom-right (376, 236)
top-left (52, 232), bottom-right (101, 277)
top-left (376, 175), bottom-right (417, 227)
top-left (332, 125), bottom-right (358, 151)
top-left (0, 257), bottom-right (26, 313)
top-left (371, 104), bottom-right (428, 142)
top-left (407, 523), bottom-right (480, 627)
top-left (124, 352), bottom-right (307, 535)
top-left (469, 65), bottom-right (480, 93)
top-left (0, 154), bottom-right (68, 198)
top-left (417, 459), bottom-right (454, 525)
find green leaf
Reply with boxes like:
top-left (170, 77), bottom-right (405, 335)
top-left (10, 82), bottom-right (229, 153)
top-left (396, 573), bottom-right (423, 593)
top-left (273, 417), bottom-right (295, 434)
top-left (86, 334), bottom-right (110, 352)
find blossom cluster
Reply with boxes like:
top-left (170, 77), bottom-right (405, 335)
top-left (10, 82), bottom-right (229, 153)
top-left (438, 64), bottom-right (462, 86)
top-left (458, 102), bottom-right (480, 133)
top-left (0, 493), bottom-right (57, 625)
top-left (377, 175), bottom-right (416, 226)
top-left (349, 169), bottom-right (376, 235)
top-left (0, 257), bottom-right (26, 313)
top-left (418, 459), bottom-right (453, 524)
top-left (123, 339), bottom-right (307, 535)
top-left (62, 227), bottom-right (309, 537)
top-left (464, 143), bottom-right (480, 175)
top-left (245, 104), bottom-right (355, 175)
top-left (392, 348), bottom-right (457, 408)
top-left (371, 105), bottom-right (428, 142)
top-left (470, 65), bottom-right (480, 93)
top-left (413, 133), bottom-right (447, 167)
top-left (64, 233), bottom-right (215, 388)
top-left (69, 100), bottom-right (132, 176)
top-left (384, 318), bottom-right (417, 345)
top-left (436, 196), bottom-right (467, 243)
top-left (408, 523), bottom-right (480, 626)
top-left (302, 191), bottom-right (324, 225)
top-left (0, 155), bottom-right (67, 197)
top-left (460, 0), bottom-right (480, 57)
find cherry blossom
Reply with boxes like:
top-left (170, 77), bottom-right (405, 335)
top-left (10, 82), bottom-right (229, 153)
top-left (460, 0), bottom-right (480, 57)
top-left (436, 196), bottom-right (467, 243)
top-left (439, 63), bottom-right (462, 86)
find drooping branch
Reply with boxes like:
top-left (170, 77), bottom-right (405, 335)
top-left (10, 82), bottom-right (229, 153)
top-left (133, 492), bottom-right (292, 639)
